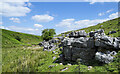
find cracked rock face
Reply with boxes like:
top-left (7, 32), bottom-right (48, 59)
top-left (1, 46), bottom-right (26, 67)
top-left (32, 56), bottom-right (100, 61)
top-left (69, 30), bottom-right (87, 38)
top-left (61, 29), bottom-right (120, 63)
top-left (95, 51), bottom-right (117, 63)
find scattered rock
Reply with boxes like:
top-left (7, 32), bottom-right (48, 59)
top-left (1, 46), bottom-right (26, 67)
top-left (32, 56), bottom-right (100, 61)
top-left (100, 25), bottom-right (103, 28)
top-left (56, 64), bottom-right (58, 66)
top-left (53, 57), bottom-right (56, 60)
top-left (59, 63), bottom-right (63, 65)
top-left (49, 65), bottom-right (55, 68)
top-left (108, 31), bottom-right (117, 35)
top-left (61, 67), bottom-right (68, 71)
top-left (52, 51), bottom-right (56, 54)
top-left (95, 51), bottom-right (117, 63)
top-left (58, 36), bottom-right (64, 40)
top-left (40, 40), bottom-right (58, 51)
top-left (66, 34), bottom-right (69, 37)
top-left (59, 54), bottom-right (63, 57)
top-left (67, 63), bottom-right (71, 66)
top-left (88, 66), bottom-right (92, 70)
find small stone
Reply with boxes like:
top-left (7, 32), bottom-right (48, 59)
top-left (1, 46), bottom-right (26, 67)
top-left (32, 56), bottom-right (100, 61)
top-left (60, 63), bottom-right (63, 65)
top-left (61, 67), bottom-right (68, 71)
top-left (88, 66), bottom-right (92, 70)
top-left (49, 65), bottom-right (55, 68)
top-left (52, 51), bottom-right (55, 53)
top-left (100, 25), bottom-right (103, 27)
top-left (67, 63), bottom-right (71, 66)
top-left (53, 57), bottom-right (56, 60)
top-left (108, 31), bottom-right (117, 34)
top-left (56, 64), bottom-right (58, 66)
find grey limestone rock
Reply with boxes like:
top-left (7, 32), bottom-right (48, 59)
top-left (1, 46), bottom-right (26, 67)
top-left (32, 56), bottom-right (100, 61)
top-left (61, 29), bottom-right (119, 63)
top-left (95, 51), bottom-right (117, 63)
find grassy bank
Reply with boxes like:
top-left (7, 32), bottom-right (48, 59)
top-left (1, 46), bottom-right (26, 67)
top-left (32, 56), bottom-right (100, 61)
top-left (2, 29), bottom-right (42, 48)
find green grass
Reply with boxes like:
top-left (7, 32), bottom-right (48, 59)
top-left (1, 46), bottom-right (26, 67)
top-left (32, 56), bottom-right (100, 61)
top-left (2, 47), bottom-right (65, 72)
top-left (1, 17), bottom-right (120, 72)
top-left (2, 29), bottom-right (43, 48)
top-left (2, 46), bottom-right (120, 72)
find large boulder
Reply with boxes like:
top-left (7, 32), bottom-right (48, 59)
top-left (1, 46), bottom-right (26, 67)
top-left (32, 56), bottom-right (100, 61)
top-left (61, 29), bottom-right (119, 63)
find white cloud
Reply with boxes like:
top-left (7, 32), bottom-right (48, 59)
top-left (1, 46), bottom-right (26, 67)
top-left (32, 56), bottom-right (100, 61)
top-left (7, 26), bottom-right (42, 35)
top-left (35, 29), bottom-right (39, 31)
top-left (0, 0), bottom-right (31, 17)
top-left (32, 14), bottom-right (54, 22)
top-left (27, 2), bottom-right (32, 7)
top-left (56, 12), bottom-right (118, 32)
top-left (56, 18), bottom-right (107, 30)
top-left (0, 26), bottom-right (10, 30)
top-left (56, 19), bottom-right (75, 28)
top-left (98, 13), bottom-right (105, 16)
top-left (74, 19), bottom-right (108, 28)
top-left (56, 18), bottom-right (108, 34)
top-left (9, 17), bottom-right (20, 23)
top-left (8, 26), bottom-right (39, 32)
top-left (34, 24), bottom-right (43, 28)
top-left (109, 12), bottom-right (118, 19)
top-left (106, 9), bottom-right (113, 13)
top-left (89, 0), bottom-right (119, 4)
top-left (98, 9), bottom-right (114, 16)
top-left (0, 25), bottom-right (41, 35)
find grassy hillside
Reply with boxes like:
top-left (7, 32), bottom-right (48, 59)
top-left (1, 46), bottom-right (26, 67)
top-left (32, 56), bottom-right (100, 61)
top-left (2, 29), bottom-right (43, 48)
top-left (1, 18), bottom-right (120, 72)
top-left (62, 17), bottom-right (120, 37)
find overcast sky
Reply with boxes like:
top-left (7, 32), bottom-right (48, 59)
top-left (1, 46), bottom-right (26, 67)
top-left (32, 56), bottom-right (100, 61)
top-left (0, 0), bottom-right (119, 35)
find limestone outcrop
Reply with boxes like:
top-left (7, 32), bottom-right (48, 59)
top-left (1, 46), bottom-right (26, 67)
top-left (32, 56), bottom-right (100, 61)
top-left (39, 29), bottom-right (120, 63)
top-left (61, 29), bottom-right (120, 63)
top-left (38, 38), bottom-right (59, 51)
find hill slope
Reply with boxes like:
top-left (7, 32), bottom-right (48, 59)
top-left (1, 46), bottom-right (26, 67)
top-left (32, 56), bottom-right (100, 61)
top-left (2, 29), bottom-right (42, 48)
top-left (1, 18), bottom-right (120, 72)
top-left (62, 17), bottom-right (120, 37)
